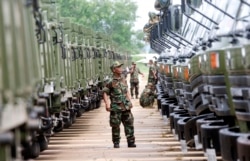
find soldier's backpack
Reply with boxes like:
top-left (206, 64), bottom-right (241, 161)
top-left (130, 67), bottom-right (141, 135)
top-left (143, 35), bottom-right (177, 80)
top-left (139, 88), bottom-right (154, 107)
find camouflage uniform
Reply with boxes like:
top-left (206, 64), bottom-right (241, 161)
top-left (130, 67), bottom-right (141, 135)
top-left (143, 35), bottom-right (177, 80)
top-left (103, 75), bottom-right (135, 145)
top-left (148, 64), bottom-right (157, 84)
top-left (139, 83), bottom-right (156, 108)
top-left (154, 61), bottom-right (159, 84)
top-left (129, 65), bottom-right (143, 98)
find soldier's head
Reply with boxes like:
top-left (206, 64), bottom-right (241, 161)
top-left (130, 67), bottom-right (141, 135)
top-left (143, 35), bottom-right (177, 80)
top-left (132, 61), bottom-right (136, 67)
top-left (149, 59), bottom-right (153, 65)
top-left (110, 61), bottom-right (123, 74)
top-left (146, 82), bottom-right (154, 88)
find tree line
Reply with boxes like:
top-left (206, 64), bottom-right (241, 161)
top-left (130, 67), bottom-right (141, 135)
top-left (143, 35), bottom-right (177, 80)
top-left (57, 0), bottom-right (145, 54)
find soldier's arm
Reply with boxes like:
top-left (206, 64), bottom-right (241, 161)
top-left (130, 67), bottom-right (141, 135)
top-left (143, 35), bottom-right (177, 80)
top-left (102, 83), bottom-right (111, 112)
top-left (129, 67), bottom-right (134, 74)
top-left (126, 90), bottom-right (132, 101)
top-left (103, 92), bottom-right (111, 112)
top-left (151, 67), bottom-right (157, 79)
top-left (138, 68), bottom-right (144, 77)
top-left (126, 92), bottom-right (133, 109)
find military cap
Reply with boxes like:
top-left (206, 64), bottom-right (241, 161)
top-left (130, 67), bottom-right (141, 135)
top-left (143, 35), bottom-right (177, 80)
top-left (110, 61), bottom-right (123, 71)
top-left (132, 62), bottom-right (136, 65)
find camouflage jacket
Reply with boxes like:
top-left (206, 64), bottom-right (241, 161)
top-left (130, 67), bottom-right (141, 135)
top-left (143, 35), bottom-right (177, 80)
top-left (139, 88), bottom-right (155, 107)
top-left (129, 67), bottom-right (142, 83)
top-left (103, 75), bottom-right (132, 111)
top-left (148, 65), bottom-right (156, 79)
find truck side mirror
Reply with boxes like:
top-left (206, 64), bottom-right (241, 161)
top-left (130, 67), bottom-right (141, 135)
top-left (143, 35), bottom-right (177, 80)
top-left (154, 0), bottom-right (172, 11)
top-left (168, 5), bottom-right (183, 33)
top-left (181, 0), bottom-right (202, 15)
top-left (187, 0), bottom-right (202, 8)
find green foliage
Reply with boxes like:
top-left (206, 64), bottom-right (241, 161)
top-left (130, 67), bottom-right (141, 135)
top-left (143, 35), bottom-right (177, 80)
top-left (136, 63), bottom-right (149, 74)
top-left (131, 56), bottom-right (149, 74)
top-left (57, 0), bottom-right (144, 54)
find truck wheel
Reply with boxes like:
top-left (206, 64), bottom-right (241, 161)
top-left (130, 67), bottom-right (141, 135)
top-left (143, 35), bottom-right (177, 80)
top-left (53, 121), bottom-right (64, 132)
top-left (28, 141), bottom-right (40, 159)
top-left (38, 136), bottom-right (48, 151)
top-left (76, 109), bottom-right (84, 117)
top-left (64, 116), bottom-right (73, 128)
top-left (72, 112), bottom-right (76, 123)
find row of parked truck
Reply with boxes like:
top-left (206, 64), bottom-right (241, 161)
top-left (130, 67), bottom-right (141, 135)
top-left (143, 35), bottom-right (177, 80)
top-left (146, 0), bottom-right (250, 161)
top-left (0, 0), bottom-right (131, 160)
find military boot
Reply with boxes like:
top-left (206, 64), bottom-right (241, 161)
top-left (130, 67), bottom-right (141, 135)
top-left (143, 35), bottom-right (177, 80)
top-left (114, 142), bottom-right (120, 148)
top-left (127, 141), bottom-right (136, 148)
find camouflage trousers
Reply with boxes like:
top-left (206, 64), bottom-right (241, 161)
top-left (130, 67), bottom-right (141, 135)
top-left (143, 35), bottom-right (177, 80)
top-left (130, 82), bottom-right (139, 97)
top-left (109, 110), bottom-right (135, 143)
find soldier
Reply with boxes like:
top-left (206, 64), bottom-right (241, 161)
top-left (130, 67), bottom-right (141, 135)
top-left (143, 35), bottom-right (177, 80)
top-left (129, 62), bottom-right (144, 99)
top-left (102, 61), bottom-right (136, 148)
top-left (154, 61), bottom-right (159, 85)
top-left (148, 59), bottom-right (157, 85)
top-left (139, 83), bottom-right (156, 108)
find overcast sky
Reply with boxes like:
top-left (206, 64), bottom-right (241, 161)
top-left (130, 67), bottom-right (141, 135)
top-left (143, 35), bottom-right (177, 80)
top-left (133, 0), bottom-right (157, 30)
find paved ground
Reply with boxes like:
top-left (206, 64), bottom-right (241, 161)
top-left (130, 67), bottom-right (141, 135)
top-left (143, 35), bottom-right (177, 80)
top-left (34, 75), bottom-right (220, 161)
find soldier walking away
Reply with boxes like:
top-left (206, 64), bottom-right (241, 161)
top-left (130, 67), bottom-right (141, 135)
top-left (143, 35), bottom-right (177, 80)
top-left (148, 59), bottom-right (157, 85)
top-left (139, 83), bottom-right (156, 108)
top-left (154, 61), bottom-right (159, 85)
top-left (102, 61), bottom-right (136, 148)
top-left (129, 62), bottom-right (144, 99)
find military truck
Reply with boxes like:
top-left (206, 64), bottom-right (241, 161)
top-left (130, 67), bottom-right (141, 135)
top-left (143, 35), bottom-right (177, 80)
top-left (148, 0), bottom-right (250, 160)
